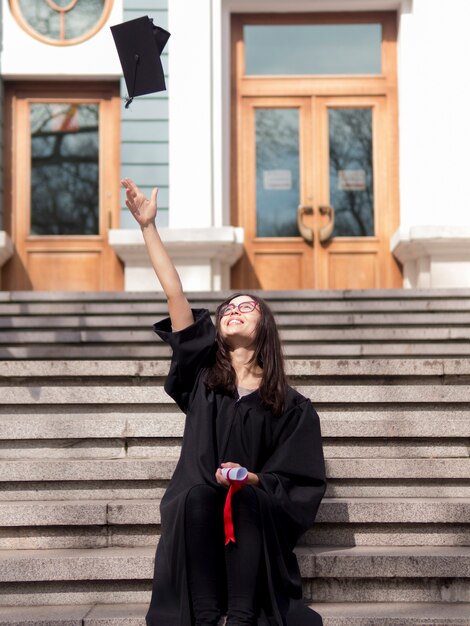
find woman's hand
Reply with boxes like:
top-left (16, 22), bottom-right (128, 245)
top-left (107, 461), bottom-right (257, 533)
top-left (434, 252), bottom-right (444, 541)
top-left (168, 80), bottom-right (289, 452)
top-left (215, 462), bottom-right (260, 488)
top-left (121, 177), bottom-right (158, 228)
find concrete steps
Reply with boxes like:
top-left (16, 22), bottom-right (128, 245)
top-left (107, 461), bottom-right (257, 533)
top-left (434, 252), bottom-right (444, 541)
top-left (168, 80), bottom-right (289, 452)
top-left (3, 327), bottom-right (470, 342)
top-left (1, 289), bottom-right (469, 623)
top-left (313, 603), bottom-right (470, 625)
top-left (3, 340), bottom-right (470, 358)
top-left (0, 545), bottom-right (469, 605)
top-left (1, 289), bottom-right (470, 359)
top-left (1, 497), bottom-right (469, 527)
top-left (0, 498), bottom-right (468, 550)
top-left (1, 311), bottom-right (470, 328)
top-left (2, 456), bottom-right (470, 482)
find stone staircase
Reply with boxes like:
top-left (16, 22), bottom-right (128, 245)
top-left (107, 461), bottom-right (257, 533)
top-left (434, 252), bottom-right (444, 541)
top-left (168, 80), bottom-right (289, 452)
top-left (0, 289), bottom-right (469, 625)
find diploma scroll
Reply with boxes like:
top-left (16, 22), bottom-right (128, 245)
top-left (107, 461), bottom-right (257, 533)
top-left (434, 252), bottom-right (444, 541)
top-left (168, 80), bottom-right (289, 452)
top-left (221, 467), bottom-right (248, 482)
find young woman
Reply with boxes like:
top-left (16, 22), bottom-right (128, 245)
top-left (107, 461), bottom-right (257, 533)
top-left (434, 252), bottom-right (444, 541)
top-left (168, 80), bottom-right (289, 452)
top-left (121, 178), bottom-right (327, 626)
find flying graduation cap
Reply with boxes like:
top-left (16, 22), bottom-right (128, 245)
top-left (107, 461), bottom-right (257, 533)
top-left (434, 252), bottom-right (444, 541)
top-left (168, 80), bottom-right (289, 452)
top-left (111, 16), bottom-right (170, 108)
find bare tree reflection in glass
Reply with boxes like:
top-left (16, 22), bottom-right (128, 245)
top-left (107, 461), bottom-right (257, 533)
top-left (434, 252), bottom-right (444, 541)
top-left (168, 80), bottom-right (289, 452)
top-left (328, 108), bottom-right (374, 238)
top-left (30, 103), bottom-right (99, 236)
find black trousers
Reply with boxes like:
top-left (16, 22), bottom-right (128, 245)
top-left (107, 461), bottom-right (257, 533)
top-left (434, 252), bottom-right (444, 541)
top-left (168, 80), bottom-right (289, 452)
top-left (184, 483), bottom-right (263, 626)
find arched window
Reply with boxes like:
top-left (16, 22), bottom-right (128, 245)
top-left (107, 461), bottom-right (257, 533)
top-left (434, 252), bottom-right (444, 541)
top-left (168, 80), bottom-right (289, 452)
top-left (9, 0), bottom-right (113, 46)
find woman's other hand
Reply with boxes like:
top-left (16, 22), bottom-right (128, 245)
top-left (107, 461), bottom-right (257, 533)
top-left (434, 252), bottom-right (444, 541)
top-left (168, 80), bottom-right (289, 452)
top-left (215, 462), bottom-right (260, 488)
top-left (121, 177), bottom-right (157, 228)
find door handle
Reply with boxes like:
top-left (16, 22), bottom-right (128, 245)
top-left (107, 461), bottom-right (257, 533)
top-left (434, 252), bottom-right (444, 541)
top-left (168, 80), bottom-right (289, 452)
top-left (318, 205), bottom-right (335, 243)
top-left (297, 205), bottom-right (314, 243)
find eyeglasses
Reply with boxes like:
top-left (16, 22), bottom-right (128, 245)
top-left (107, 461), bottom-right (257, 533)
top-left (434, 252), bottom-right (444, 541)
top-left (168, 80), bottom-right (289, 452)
top-left (220, 301), bottom-right (260, 316)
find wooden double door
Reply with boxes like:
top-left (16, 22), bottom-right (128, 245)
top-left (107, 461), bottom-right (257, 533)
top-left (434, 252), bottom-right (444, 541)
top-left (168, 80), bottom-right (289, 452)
top-left (2, 82), bottom-right (123, 291)
top-left (233, 94), bottom-right (401, 290)
top-left (231, 12), bottom-right (401, 290)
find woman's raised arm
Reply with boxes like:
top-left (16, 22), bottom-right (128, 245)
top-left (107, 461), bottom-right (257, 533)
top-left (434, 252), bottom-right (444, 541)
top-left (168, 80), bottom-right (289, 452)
top-left (121, 177), bottom-right (193, 331)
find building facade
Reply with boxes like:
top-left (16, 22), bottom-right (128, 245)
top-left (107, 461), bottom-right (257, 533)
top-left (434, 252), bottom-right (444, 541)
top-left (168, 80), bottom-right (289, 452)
top-left (1, 0), bottom-right (469, 292)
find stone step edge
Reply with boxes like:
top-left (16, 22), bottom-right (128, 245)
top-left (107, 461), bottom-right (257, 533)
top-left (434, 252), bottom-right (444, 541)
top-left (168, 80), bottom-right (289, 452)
top-left (4, 329), bottom-right (470, 343)
top-left (1, 409), bottom-right (469, 433)
top-left (1, 602), bottom-right (470, 626)
top-left (1, 412), bottom-right (469, 441)
top-left (0, 322), bottom-right (469, 338)
top-left (4, 346), bottom-right (470, 360)
top-left (2, 457), bottom-right (470, 482)
top-left (1, 288), bottom-right (470, 301)
top-left (2, 457), bottom-right (470, 481)
top-left (0, 497), bottom-right (469, 527)
top-left (3, 312), bottom-right (470, 327)
top-left (1, 358), bottom-right (469, 377)
top-left (3, 385), bottom-right (470, 405)
top-left (311, 602), bottom-right (470, 623)
top-left (0, 545), bottom-right (469, 583)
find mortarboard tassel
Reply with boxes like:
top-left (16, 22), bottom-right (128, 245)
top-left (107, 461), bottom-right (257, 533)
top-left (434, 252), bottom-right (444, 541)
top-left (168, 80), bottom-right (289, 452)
top-left (124, 54), bottom-right (140, 109)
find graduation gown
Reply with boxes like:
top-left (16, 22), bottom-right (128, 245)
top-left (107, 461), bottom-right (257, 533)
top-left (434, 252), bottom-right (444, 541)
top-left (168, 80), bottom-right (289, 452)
top-left (145, 309), bottom-right (327, 626)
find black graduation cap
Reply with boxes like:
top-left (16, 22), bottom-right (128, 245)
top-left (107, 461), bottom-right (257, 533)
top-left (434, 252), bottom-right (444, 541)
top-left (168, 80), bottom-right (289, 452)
top-left (110, 16), bottom-right (170, 109)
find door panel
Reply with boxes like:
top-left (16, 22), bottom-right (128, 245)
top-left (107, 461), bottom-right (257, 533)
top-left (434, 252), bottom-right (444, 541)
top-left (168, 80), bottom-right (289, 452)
top-left (232, 97), bottom-right (315, 290)
top-left (254, 251), bottom-right (306, 289)
top-left (316, 96), bottom-right (386, 289)
top-left (233, 95), bottom-right (399, 290)
top-left (2, 83), bottom-right (123, 291)
top-left (27, 250), bottom-right (102, 291)
top-left (326, 251), bottom-right (378, 290)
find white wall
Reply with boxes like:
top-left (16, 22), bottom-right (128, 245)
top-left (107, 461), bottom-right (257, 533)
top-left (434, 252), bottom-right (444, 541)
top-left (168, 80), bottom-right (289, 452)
top-left (397, 0), bottom-right (470, 229)
top-left (1, 0), bottom-right (123, 79)
top-left (393, 0), bottom-right (470, 287)
top-left (167, 0), bottom-right (214, 228)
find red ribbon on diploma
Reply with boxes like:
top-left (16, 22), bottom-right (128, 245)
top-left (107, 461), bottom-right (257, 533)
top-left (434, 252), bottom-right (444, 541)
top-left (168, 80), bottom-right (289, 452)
top-left (222, 468), bottom-right (248, 545)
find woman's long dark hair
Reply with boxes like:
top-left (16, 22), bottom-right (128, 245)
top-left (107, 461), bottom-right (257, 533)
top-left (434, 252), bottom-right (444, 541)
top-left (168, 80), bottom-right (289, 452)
top-left (205, 293), bottom-right (287, 416)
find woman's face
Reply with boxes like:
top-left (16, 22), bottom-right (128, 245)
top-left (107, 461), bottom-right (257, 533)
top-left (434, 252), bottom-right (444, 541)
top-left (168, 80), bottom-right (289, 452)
top-left (218, 294), bottom-right (261, 346)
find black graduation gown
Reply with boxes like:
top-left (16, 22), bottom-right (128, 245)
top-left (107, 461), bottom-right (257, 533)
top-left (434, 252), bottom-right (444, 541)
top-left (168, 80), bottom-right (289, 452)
top-left (145, 309), bottom-right (327, 626)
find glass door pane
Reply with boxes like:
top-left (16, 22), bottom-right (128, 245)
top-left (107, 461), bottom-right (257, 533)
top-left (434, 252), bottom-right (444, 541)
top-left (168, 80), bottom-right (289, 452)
top-left (328, 107), bottom-right (374, 237)
top-left (255, 108), bottom-right (300, 237)
top-left (30, 103), bottom-right (99, 236)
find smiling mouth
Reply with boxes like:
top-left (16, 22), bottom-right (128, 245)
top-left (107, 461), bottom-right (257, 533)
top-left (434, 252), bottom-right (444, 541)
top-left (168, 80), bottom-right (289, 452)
top-left (227, 319), bottom-right (244, 326)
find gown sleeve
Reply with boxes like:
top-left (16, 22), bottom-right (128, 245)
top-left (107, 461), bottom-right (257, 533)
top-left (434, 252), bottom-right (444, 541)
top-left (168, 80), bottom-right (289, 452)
top-left (257, 398), bottom-right (327, 545)
top-left (153, 308), bottom-right (216, 412)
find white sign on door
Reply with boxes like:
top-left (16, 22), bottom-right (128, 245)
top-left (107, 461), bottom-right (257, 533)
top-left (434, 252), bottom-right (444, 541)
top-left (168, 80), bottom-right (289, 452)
top-left (263, 169), bottom-right (292, 190)
top-left (338, 169), bottom-right (366, 191)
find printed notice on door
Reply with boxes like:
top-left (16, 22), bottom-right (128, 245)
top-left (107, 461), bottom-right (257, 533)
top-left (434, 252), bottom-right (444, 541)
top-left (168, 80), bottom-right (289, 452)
top-left (338, 169), bottom-right (366, 191)
top-left (263, 170), bottom-right (292, 190)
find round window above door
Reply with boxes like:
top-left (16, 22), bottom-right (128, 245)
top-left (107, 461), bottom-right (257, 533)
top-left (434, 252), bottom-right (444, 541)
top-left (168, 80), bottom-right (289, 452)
top-left (9, 0), bottom-right (114, 46)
